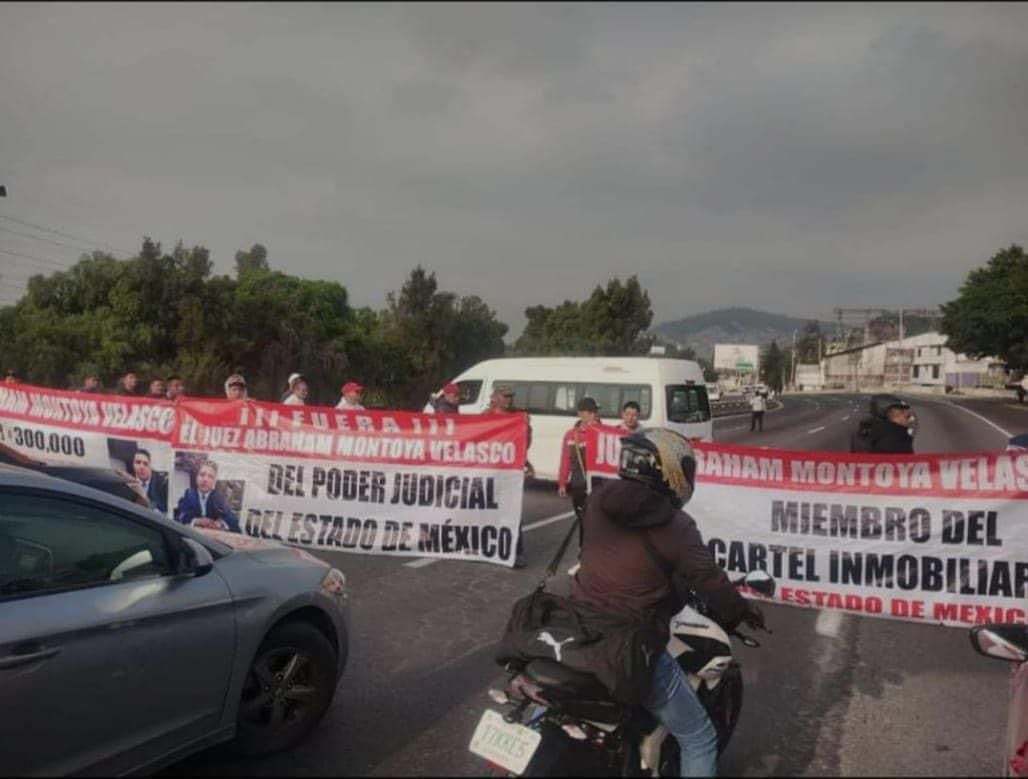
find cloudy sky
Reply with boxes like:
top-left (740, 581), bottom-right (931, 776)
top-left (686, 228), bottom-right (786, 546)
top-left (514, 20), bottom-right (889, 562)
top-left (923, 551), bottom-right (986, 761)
top-left (1, 2), bottom-right (1026, 335)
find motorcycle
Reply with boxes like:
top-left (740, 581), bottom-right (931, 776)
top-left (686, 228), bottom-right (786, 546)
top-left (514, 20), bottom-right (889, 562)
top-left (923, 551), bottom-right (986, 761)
top-left (468, 569), bottom-right (775, 777)
top-left (970, 623), bottom-right (1028, 777)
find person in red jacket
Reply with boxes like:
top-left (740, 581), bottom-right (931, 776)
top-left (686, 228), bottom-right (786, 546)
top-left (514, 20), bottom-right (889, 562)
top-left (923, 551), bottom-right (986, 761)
top-left (558, 396), bottom-right (602, 547)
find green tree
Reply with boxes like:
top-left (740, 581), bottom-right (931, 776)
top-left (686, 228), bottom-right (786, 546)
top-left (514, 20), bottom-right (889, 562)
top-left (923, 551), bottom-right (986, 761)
top-left (513, 275), bottom-right (654, 356)
top-left (941, 244), bottom-right (1028, 369)
top-left (235, 244), bottom-right (269, 277)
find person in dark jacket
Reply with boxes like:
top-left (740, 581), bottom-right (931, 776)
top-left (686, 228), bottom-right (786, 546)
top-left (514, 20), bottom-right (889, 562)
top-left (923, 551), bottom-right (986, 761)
top-left (431, 382), bottom-right (462, 414)
top-left (571, 428), bottom-right (764, 778)
top-left (851, 394), bottom-right (915, 454)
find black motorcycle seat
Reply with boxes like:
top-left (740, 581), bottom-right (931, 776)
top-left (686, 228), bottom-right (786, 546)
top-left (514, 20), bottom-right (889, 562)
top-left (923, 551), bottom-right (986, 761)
top-left (524, 659), bottom-right (610, 700)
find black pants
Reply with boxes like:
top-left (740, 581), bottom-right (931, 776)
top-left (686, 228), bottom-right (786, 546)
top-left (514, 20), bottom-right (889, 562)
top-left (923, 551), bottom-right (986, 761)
top-left (750, 411), bottom-right (764, 431)
top-left (570, 487), bottom-right (588, 547)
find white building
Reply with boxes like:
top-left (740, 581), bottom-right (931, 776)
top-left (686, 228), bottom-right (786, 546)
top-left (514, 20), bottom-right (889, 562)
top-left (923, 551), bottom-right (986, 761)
top-left (820, 331), bottom-right (1004, 390)
top-left (794, 363), bottom-right (824, 391)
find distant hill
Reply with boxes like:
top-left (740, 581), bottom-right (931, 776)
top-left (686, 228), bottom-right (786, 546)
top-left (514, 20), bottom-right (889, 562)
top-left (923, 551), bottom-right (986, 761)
top-left (652, 307), bottom-right (837, 360)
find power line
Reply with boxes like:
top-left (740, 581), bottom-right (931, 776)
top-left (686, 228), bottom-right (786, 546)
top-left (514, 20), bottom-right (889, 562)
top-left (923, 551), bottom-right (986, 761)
top-left (0, 247), bottom-right (76, 272)
top-left (0, 212), bottom-right (133, 256)
top-left (0, 223), bottom-right (96, 252)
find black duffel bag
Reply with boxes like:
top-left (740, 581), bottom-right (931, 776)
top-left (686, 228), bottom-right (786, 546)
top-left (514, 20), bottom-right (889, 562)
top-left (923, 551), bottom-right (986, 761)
top-left (495, 517), bottom-right (665, 706)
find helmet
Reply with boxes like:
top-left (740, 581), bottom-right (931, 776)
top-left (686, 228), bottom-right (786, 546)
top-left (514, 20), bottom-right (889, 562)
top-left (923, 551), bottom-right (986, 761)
top-left (618, 428), bottom-right (697, 508)
top-left (870, 394), bottom-right (909, 419)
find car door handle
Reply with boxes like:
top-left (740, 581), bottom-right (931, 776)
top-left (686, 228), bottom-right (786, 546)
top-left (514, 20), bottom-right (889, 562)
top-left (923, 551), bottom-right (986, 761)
top-left (0, 645), bottom-right (61, 670)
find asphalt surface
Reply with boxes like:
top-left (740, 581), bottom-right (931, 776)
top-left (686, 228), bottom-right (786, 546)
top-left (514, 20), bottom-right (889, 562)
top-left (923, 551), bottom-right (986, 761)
top-left (166, 392), bottom-right (1028, 777)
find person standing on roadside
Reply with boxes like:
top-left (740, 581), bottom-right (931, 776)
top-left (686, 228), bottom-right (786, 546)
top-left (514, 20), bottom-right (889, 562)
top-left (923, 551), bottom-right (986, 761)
top-left (146, 378), bottom-right (167, 399)
top-left (431, 382), bottom-right (462, 414)
top-left (619, 400), bottom-right (642, 433)
top-left (558, 397), bottom-right (602, 547)
top-left (749, 389), bottom-right (767, 432)
top-left (3, 370), bottom-right (18, 386)
top-left (487, 384), bottom-right (531, 568)
top-left (336, 381), bottom-right (365, 410)
top-left (283, 374), bottom-right (309, 405)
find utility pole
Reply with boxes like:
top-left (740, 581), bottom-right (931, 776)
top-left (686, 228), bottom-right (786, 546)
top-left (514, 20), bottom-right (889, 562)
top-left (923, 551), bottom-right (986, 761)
top-left (898, 307), bottom-right (905, 343)
top-left (790, 329), bottom-right (797, 391)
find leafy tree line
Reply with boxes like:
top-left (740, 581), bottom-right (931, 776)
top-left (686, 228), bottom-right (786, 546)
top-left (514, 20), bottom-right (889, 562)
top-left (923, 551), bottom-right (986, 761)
top-left (0, 240), bottom-right (659, 408)
top-left (941, 244), bottom-right (1028, 372)
top-left (0, 239), bottom-right (507, 408)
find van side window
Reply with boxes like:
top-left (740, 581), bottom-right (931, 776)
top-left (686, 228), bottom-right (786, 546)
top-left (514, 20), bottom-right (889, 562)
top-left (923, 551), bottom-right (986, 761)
top-left (457, 380), bottom-right (482, 405)
top-left (666, 385), bottom-right (711, 424)
top-left (496, 380), bottom-right (651, 418)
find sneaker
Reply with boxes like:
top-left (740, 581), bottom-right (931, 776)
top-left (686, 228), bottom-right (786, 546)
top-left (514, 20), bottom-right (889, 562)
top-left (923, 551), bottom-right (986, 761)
top-left (567, 562), bottom-right (581, 576)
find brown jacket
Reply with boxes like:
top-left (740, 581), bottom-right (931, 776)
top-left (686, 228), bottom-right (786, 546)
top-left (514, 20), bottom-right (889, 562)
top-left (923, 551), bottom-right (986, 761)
top-left (570, 478), bottom-right (748, 639)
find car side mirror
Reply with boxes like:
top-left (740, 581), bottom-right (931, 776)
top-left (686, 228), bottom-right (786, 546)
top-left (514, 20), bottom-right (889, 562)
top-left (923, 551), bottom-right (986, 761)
top-left (743, 569), bottom-right (776, 598)
top-left (180, 537), bottom-right (214, 577)
top-left (970, 624), bottom-right (1028, 663)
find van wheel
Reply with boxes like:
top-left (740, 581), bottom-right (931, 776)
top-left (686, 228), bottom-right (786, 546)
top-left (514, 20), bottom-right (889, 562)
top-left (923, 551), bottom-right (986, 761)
top-left (231, 621), bottom-right (338, 757)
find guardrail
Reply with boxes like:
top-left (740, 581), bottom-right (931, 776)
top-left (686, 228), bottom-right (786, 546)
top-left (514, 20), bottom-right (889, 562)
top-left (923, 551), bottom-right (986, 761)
top-left (710, 397), bottom-right (782, 418)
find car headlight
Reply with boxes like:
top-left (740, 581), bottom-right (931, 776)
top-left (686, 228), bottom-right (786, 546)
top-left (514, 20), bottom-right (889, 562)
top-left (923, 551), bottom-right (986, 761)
top-left (320, 567), bottom-right (347, 600)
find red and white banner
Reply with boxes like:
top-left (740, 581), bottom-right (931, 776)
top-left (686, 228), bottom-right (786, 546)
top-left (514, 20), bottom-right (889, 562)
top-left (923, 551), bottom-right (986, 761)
top-left (0, 384), bottom-right (175, 515)
top-left (0, 384), bottom-right (527, 567)
top-left (170, 398), bottom-right (527, 565)
top-left (587, 424), bottom-right (1028, 628)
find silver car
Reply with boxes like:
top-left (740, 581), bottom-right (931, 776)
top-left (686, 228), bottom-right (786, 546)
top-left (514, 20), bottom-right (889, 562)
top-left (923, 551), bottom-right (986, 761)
top-left (0, 463), bottom-right (349, 776)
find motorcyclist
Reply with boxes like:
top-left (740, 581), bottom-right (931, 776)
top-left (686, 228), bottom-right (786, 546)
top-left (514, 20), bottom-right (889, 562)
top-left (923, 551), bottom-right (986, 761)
top-left (851, 394), bottom-right (915, 454)
top-left (570, 428), bottom-right (764, 777)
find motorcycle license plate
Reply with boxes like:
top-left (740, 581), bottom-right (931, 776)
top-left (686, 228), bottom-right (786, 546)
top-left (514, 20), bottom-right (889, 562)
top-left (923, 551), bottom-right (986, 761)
top-left (468, 708), bottom-right (541, 775)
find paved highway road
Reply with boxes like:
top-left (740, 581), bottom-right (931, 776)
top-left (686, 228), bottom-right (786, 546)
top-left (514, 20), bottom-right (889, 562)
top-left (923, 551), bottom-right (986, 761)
top-left (167, 393), bottom-right (1028, 777)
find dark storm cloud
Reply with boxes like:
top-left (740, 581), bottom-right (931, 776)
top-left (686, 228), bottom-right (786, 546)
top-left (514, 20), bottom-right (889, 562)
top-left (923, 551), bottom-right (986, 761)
top-left (1, 2), bottom-right (1025, 329)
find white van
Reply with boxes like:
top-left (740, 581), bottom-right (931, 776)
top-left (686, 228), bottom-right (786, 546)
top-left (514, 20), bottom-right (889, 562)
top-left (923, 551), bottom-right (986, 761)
top-left (425, 357), bottom-right (713, 482)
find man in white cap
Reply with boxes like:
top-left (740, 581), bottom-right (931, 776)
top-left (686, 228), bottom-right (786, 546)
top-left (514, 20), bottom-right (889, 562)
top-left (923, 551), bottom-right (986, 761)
top-left (336, 381), bottom-right (365, 410)
top-left (283, 373), bottom-right (309, 405)
top-left (224, 373), bottom-right (248, 400)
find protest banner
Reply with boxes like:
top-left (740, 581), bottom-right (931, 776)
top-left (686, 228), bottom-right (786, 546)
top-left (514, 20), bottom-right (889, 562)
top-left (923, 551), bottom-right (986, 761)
top-left (0, 383), bottom-right (174, 515)
top-left (588, 424), bottom-right (1028, 628)
top-left (171, 398), bottom-right (527, 566)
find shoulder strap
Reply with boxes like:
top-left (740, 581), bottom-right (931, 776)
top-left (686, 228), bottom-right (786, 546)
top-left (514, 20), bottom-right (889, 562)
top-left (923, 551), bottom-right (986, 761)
top-left (537, 515), bottom-right (581, 589)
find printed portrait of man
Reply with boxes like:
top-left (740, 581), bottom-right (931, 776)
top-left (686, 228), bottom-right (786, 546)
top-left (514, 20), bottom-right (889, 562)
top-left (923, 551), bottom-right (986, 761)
top-left (173, 458), bottom-right (241, 533)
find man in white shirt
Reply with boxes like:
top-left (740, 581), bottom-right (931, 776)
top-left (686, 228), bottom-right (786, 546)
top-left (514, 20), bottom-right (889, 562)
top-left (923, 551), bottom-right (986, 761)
top-left (336, 381), bottom-right (365, 410)
top-left (224, 373), bottom-right (248, 400)
top-left (750, 390), bottom-right (767, 432)
top-left (283, 374), bottom-right (309, 405)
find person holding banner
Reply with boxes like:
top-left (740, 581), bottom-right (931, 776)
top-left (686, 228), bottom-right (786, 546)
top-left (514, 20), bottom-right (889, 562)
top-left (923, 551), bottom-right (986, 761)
top-left (283, 374), bottom-right (310, 406)
top-left (224, 374), bottom-right (248, 400)
top-left (488, 384), bottom-right (530, 568)
top-left (619, 400), bottom-right (642, 433)
top-left (78, 372), bottom-right (103, 394)
top-left (336, 381), bottom-right (365, 410)
top-left (174, 460), bottom-right (240, 532)
top-left (431, 382), bottom-right (461, 414)
top-left (166, 375), bottom-right (185, 401)
top-left (558, 396), bottom-right (602, 545)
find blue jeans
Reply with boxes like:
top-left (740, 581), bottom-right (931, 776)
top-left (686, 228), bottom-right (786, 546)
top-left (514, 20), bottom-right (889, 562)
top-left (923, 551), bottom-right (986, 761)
top-left (644, 650), bottom-right (719, 777)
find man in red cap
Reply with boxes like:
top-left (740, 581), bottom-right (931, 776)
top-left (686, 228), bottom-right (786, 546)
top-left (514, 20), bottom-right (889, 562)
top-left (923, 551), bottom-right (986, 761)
top-left (431, 382), bottom-right (462, 414)
top-left (336, 381), bottom-right (365, 410)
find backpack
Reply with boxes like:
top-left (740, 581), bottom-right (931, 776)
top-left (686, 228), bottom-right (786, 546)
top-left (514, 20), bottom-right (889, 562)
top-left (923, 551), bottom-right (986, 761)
top-left (494, 517), bottom-right (666, 705)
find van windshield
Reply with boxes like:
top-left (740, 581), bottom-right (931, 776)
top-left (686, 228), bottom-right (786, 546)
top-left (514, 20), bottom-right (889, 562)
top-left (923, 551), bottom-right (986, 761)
top-left (666, 384), bottom-right (711, 424)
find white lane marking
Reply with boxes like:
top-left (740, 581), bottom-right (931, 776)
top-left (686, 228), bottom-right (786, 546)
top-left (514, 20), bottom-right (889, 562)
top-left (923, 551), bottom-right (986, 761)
top-left (403, 510), bottom-right (576, 568)
top-left (405, 557), bottom-right (440, 569)
top-left (842, 415), bottom-right (850, 421)
top-left (815, 609), bottom-right (844, 637)
top-left (926, 398), bottom-right (1013, 439)
top-left (807, 426), bottom-right (826, 434)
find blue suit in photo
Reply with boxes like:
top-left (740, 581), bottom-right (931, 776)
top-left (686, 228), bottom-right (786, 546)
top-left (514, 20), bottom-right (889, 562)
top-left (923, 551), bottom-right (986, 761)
top-left (174, 488), bottom-right (240, 533)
